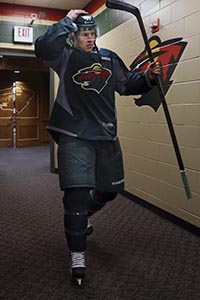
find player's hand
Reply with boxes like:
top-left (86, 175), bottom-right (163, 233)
top-left (146, 61), bottom-right (161, 80)
top-left (66, 9), bottom-right (88, 21)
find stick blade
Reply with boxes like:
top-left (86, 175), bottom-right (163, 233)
top-left (106, 0), bottom-right (140, 17)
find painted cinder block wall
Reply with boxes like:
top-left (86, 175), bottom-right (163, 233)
top-left (97, 0), bottom-right (200, 227)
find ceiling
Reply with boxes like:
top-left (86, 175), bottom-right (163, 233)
top-left (0, 0), bottom-right (92, 10)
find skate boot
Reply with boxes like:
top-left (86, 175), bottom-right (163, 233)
top-left (69, 251), bottom-right (86, 286)
top-left (87, 221), bottom-right (93, 236)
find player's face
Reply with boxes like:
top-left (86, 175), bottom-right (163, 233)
top-left (74, 28), bottom-right (96, 52)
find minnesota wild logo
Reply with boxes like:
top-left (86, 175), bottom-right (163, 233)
top-left (73, 63), bottom-right (112, 94)
top-left (130, 36), bottom-right (187, 111)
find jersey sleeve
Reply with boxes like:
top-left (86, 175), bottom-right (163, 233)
top-left (34, 17), bottom-right (75, 74)
top-left (112, 52), bottom-right (153, 96)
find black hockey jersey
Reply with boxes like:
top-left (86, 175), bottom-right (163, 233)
top-left (35, 17), bottom-right (152, 143)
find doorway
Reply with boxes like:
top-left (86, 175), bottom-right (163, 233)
top-left (0, 55), bottom-right (50, 147)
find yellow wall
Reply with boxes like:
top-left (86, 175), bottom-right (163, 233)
top-left (97, 0), bottom-right (200, 227)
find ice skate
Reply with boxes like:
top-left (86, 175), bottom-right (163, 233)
top-left (69, 251), bottom-right (86, 286)
top-left (87, 221), bottom-right (93, 236)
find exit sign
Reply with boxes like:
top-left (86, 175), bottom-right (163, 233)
top-left (14, 26), bottom-right (33, 43)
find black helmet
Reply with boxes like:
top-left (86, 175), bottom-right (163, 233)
top-left (75, 14), bottom-right (96, 30)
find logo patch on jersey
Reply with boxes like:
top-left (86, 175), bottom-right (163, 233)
top-left (72, 63), bottom-right (112, 93)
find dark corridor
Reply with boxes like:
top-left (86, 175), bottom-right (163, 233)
top-left (0, 55), bottom-right (50, 147)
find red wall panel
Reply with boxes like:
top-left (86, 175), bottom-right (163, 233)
top-left (0, 1), bottom-right (106, 21)
top-left (86, 0), bottom-right (106, 14)
top-left (0, 3), bottom-right (66, 21)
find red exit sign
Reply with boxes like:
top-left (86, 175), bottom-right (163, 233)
top-left (14, 26), bottom-right (33, 43)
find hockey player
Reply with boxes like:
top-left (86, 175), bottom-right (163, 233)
top-left (35, 9), bottom-right (160, 286)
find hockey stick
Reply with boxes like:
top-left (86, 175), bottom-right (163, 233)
top-left (106, 0), bottom-right (192, 199)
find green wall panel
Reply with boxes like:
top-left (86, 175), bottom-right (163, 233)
top-left (0, 21), bottom-right (48, 44)
top-left (0, 8), bottom-right (131, 45)
top-left (95, 8), bottom-right (131, 36)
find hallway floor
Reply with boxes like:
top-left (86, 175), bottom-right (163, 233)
top-left (0, 146), bottom-right (200, 300)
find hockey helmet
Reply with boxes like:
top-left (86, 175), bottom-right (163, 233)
top-left (75, 14), bottom-right (97, 31)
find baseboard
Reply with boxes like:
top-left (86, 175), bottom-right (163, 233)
top-left (121, 190), bottom-right (200, 237)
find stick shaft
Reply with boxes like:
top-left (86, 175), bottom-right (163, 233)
top-left (106, 0), bottom-right (192, 199)
top-left (136, 15), bottom-right (185, 169)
